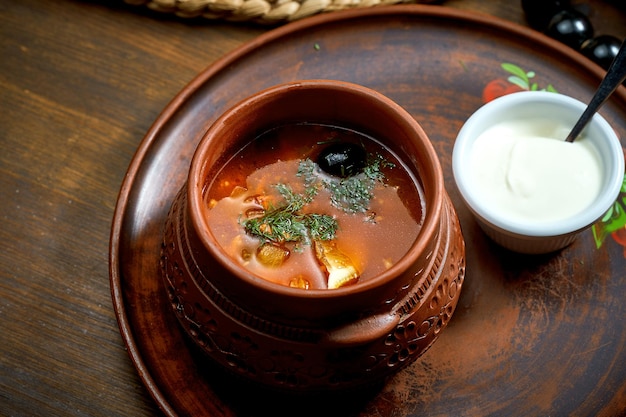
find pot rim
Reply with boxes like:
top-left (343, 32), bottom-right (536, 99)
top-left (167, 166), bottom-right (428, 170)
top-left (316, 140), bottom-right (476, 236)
top-left (188, 79), bottom-right (445, 299)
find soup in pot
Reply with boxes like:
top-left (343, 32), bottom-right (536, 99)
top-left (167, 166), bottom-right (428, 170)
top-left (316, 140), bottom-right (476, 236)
top-left (204, 123), bottom-right (424, 290)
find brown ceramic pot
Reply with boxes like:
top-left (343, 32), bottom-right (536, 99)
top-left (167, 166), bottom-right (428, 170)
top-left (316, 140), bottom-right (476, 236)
top-left (160, 80), bottom-right (466, 392)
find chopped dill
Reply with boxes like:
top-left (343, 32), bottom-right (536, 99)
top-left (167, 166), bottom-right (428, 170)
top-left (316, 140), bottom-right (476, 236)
top-left (303, 213), bottom-right (338, 241)
top-left (296, 152), bottom-right (395, 213)
top-left (364, 153), bottom-right (396, 181)
top-left (243, 150), bottom-right (394, 245)
top-left (275, 183), bottom-right (310, 212)
top-left (242, 184), bottom-right (337, 246)
top-left (325, 176), bottom-right (373, 213)
top-left (296, 159), bottom-right (320, 198)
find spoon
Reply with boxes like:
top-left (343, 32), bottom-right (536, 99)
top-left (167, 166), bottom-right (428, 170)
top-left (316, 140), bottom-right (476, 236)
top-left (565, 40), bottom-right (626, 143)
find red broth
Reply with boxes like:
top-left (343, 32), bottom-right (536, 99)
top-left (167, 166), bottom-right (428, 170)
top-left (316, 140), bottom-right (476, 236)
top-left (204, 123), bottom-right (424, 290)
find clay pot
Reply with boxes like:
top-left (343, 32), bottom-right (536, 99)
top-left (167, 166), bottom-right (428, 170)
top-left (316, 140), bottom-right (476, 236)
top-left (160, 80), bottom-right (466, 392)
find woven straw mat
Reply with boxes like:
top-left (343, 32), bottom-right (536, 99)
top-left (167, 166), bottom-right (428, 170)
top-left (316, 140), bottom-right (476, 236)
top-left (125, 0), bottom-right (442, 24)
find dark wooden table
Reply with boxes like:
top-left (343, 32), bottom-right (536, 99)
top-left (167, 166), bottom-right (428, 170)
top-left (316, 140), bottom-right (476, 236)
top-left (2, 1), bottom-right (625, 416)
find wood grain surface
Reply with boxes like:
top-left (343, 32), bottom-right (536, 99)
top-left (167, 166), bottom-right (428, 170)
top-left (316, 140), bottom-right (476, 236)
top-left (1, 1), bottom-right (625, 416)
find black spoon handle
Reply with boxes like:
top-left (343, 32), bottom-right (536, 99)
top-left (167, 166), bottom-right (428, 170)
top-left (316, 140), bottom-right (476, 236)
top-left (565, 39), bottom-right (626, 143)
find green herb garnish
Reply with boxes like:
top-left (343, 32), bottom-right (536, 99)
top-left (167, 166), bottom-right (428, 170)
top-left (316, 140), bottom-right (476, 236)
top-left (297, 153), bottom-right (394, 213)
top-left (243, 150), bottom-right (393, 246)
top-left (296, 159), bottom-right (321, 198)
top-left (242, 184), bottom-right (337, 247)
top-left (325, 176), bottom-right (374, 213)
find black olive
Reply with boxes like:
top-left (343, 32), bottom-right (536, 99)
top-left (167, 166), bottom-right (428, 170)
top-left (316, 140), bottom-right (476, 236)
top-left (521, 0), bottom-right (571, 30)
top-left (317, 143), bottom-right (367, 178)
top-left (545, 9), bottom-right (594, 49)
top-left (581, 35), bottom-right (623, 70)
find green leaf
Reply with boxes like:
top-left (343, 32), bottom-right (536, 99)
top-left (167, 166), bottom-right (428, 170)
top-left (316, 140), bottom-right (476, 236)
top-left (501, 63), bottom-right (528, 83)
top-left (592, 200), bottom-right (626, 248)
top-left (592, 223), bottom-right (608, 248)
top-left (507, 75), bottom-right (528, 90)
top-left (608, 202), bottom-right (626, 232)
top-left (602, 205), bottom-right (615, 222)
top-left (601, 201), bottom-right (626, 233)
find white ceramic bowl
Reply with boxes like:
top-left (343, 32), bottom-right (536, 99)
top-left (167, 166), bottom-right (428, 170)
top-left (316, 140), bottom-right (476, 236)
top-left (452, 91), bottom-right (624, 254)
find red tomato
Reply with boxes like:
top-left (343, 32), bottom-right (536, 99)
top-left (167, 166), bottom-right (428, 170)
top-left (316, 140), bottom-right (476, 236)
top-left (482, 79), bottom-right (524, 103)
top-left (611, 226), bottom-right (626, 257)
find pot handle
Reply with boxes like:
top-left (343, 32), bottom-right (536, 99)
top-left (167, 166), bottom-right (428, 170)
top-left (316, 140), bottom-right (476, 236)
top-left (323, 312), bottom-right (400, 347)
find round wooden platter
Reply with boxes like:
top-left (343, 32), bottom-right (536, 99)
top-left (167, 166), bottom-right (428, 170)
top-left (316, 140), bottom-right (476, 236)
top-left (109, 5), bottom-right (626, 417)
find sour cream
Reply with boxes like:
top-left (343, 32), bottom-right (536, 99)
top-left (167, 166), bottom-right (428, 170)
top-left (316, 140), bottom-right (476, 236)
top-left (469, 119), bottom-right (603, 223)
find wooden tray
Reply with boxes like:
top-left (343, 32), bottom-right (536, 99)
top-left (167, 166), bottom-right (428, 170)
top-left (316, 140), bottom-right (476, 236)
top-left (109, 5), bottom-right (626, 416)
